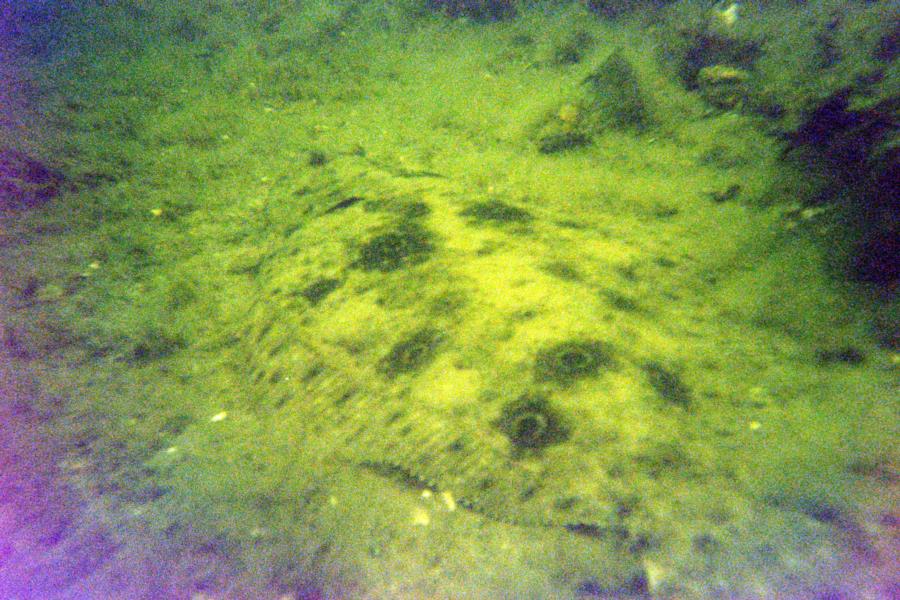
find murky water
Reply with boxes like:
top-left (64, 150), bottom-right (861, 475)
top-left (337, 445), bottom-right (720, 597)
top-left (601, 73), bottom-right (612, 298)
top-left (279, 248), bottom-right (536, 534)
top-left (1, 2), bottom-right (897, 598)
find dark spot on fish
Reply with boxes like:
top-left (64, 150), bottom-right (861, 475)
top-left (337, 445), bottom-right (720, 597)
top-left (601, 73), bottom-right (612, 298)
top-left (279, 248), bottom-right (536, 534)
top-left (600, 289), bottom-right (641, 312)
top-left (379, 327), bottom-right (444, 377)
top-left (495, 391), bottom-right (570, 450)
top-left (400, 201), bottom-right (431, 220)
top-left (534, 340), bottom-right (615, 386)
top-left (299, 277), bottom-right (342, 305)
top-left (355, 225), bottom-right (434, 272)
top-left (642, 361), bottom-right (691, 408)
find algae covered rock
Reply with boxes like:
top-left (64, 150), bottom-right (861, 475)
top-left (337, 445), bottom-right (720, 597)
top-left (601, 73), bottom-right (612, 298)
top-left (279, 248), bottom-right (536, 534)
top-left (784, 91), bottom-right (899, 286)
top-left (697, 64), bottom-right (750, 109)
top-left (659, 11), bottom-right (761, 91)
top-left (531, 50), bottom-right (652, 152)
top-left (533, 102), bottom-right (593, 154)
top-left (581, 48), bottom-right (650, 131)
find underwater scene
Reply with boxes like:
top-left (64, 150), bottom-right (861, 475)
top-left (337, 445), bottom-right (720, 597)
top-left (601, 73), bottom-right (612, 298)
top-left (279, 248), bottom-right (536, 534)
top-left (0, 1), bottom-right (897, 598)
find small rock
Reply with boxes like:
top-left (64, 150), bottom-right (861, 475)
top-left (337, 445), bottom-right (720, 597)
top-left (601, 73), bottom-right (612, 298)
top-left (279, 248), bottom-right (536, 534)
top-left (697, 65), bottom-right (750, 109)
top-left (582, 49), bottom-right (649, 130)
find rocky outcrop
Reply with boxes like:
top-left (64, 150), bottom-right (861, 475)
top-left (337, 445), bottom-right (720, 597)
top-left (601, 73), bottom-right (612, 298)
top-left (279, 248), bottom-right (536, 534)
top-left (533, 48), bottom-right (652, 153)
top-left (784, 92), bottom-right (899, 286)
